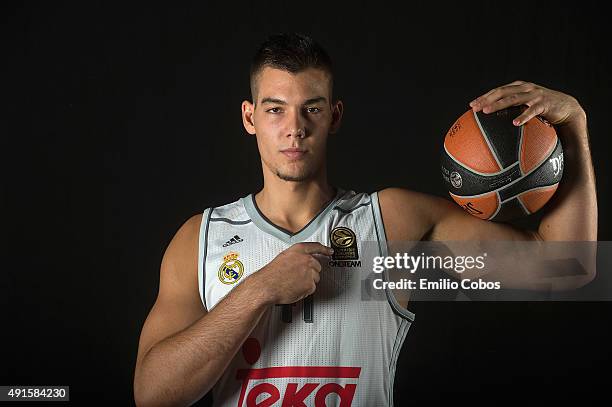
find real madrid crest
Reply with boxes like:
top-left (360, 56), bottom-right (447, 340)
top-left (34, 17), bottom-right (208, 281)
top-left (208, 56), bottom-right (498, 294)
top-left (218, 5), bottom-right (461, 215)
top-left (218, 252), bottom-right (244, 285)
top-left (330, 226), bottom-right (359, 261)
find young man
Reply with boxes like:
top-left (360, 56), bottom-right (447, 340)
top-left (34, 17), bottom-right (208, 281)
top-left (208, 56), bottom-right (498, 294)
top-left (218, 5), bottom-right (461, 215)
top-left (134, 33), bottom-right (597, 406)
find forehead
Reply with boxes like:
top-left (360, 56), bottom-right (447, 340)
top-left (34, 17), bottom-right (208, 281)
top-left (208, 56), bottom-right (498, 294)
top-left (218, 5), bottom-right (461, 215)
top-left (256, 66), bottom-right (331, 102)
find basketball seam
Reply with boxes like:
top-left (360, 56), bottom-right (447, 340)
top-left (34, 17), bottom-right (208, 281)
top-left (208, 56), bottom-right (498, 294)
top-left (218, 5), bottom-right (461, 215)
top-left (449, 190), bottom-right (496, 200)
top-left (501, 183), bottom-right (559, 204)
top-left (487, 191), bottom-right (502, 220)
top-left (520, 135), bottom-right (558, 178)
top-left (451, 180), bottom-right (560, 201)
top-left (449, 139), bottom-right (560, 199)
top-left (519, 125), bottom-right (525, 176)
top-left (443, 145), bottom-right (519, 177)
top-left (516, 196), bottom-right (530, 214)
top-left (473, 110), bottom-right (504, 170)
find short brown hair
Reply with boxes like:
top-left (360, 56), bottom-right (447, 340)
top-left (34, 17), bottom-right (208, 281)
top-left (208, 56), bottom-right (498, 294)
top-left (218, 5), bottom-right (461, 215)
top-left (250, 33), bottom-right (334, 103)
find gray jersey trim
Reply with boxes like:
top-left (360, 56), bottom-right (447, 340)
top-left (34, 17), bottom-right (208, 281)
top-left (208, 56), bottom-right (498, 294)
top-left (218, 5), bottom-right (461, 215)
top-left (332, 201), bottom-right (372, 214)
top-left (210, 217), bottom-right (252, 225)
top-left (370, 192), bottom-right (416, 322)
top-left (198, 208), bottom-right (213, 311)
top-left (388, 319), bottom-right (410, 406)
top-left (371, 191), bottom-right (415, 407)
top-left (241, 188), bottom-right (347, 244)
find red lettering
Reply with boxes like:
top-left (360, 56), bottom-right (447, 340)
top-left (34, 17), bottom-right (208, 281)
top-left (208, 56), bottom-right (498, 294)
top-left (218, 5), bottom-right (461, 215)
top-left (237, 366), bottom-right (362, 406)
top-left (281, 383), bottom-right (318, 407)
top-left (314, 383), bottom-right (357, 407)
top-left (246, 383), bottom-right (280, 407)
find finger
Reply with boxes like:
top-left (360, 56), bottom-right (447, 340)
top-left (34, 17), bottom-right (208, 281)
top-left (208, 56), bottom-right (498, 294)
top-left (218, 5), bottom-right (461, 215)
top-left (309, 257), bottom-right (322, 272)
top-left (470, 82), bottom-right (524, 105)
top-left (469, 87), bottom-right (498, 108)
top-left (503, 80), bottom-right (527, 88)
top-left (470, 83), bottom-right (528, 111)
top-left (472, 84), bottom-right (524, 107)
top-left (312, 271), bottom-right (321, 284)
top-left (298, 242), bottom-right (334, 256)
top-left (312, 252), bottom-right (333, 266)
top-left (512, 104), bottom-right (546, 126)
top-left (470, 81), bottom-right (526, 106)
top-left (480, 91), bottom-right (531, 114)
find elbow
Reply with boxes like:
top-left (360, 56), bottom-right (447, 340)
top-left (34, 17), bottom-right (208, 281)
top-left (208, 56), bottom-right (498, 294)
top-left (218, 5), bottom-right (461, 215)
top-left (566, 245), bottom-right (598, 290)
top-left (134, 365), bottom-right (210, 407)
top-left (134, 348), bottom-right (167, 407)
top-left (133, 388), bottom-right (149, 407)
top-left (583, 256), bottom-right (597, 288)
top-left (134, 366), bottom-right (165, 407)
top-left (134, 373), bottom-right (155, 407)
top-left (133, 391), bottom-right (148, 407)
top-left (134, 357), bottom-right (152, 406)
top-left (532, 234), bottom-right (598, 291)
top-left (571, 267), bottom-right (596, 290)
top-left (581, 241), bottom-right (598, 287)
top-left (133, 381), bottom-right (170, 407)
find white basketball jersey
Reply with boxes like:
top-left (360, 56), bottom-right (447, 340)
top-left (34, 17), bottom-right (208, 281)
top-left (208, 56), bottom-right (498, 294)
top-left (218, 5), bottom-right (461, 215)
top-left (198, 188), bottom-right (415, 407)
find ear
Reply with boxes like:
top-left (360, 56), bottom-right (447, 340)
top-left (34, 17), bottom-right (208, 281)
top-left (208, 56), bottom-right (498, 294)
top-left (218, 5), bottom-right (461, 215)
top-left (329, 100), bottom-right (344, 135)
top-left (242, 100), bottom-right (256, 135)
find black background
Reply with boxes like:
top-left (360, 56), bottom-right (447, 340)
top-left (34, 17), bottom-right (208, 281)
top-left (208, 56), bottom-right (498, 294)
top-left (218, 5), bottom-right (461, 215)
top-left (3, 2), bottom-right (611, 405)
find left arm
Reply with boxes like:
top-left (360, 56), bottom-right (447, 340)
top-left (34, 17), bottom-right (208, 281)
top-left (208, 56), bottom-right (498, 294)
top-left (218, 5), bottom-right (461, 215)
top-left (465, 80), bottom-right (597, 242)
top-left (379, 81), bottom-right (597, 289)
top-left (427, 81), bottom-right (597, 243)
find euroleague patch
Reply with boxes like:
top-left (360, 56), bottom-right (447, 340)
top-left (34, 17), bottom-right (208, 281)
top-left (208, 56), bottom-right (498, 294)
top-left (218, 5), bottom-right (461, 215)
top-left (218, 251), bottom-right (244, 284)
top-left (329, 226), bottom-right (361, 267)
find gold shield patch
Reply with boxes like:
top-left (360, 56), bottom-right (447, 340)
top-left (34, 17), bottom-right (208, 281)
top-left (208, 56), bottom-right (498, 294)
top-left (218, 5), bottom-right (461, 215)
top-left (218, 252), bottom-right (244, 285)
top-left (330, 226), bottom-right (359, 260)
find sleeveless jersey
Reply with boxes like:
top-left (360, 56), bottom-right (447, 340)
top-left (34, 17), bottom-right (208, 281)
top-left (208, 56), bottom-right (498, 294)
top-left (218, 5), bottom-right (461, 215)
top-left (197, 189), bottom-right (415, 406)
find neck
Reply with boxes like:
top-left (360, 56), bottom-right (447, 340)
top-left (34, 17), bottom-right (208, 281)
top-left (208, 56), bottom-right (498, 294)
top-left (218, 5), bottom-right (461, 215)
top-left (254, 166), bottom-right (336, 234)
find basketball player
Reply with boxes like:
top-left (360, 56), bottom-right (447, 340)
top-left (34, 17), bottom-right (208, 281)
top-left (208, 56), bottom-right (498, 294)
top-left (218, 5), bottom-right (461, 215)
top-left (134, 33), bottom-right (597, 406)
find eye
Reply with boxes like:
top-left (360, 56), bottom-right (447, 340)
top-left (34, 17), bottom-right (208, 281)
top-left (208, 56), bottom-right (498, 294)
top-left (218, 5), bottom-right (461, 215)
top-left (266, 107), bottom-right (282, 113)
top-left (306, 107), bottom-right (322, 114)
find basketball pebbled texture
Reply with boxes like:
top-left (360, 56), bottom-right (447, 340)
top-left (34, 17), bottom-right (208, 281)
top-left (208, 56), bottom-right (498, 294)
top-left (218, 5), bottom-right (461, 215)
top-left (440, 106), bottom-right (563, 221)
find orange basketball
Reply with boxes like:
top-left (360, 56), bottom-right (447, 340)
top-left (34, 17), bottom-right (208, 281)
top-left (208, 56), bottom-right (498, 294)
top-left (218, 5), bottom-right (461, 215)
top-left (440, 106), bottom-right (563, 221)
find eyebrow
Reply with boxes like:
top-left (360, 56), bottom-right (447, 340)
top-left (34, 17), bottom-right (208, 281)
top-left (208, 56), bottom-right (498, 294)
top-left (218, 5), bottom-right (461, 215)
top-left (304, 96), bottom-right (327, 105)
top-left (260, 96), bottom-right (328, 105)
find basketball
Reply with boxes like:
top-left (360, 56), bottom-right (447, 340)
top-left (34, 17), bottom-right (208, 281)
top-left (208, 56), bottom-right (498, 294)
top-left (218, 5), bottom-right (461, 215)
top-left (440, 106), bottom-right (564, 221)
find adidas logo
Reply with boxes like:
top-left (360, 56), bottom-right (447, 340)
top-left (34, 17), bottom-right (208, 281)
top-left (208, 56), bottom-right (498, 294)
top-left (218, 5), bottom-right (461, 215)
top-left (223, 235), bottom-right (244, 247)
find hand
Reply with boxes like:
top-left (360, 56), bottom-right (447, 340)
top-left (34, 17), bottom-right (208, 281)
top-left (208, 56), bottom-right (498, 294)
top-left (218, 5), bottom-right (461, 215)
top-left (251, 242), bottom-right (334, 305)
top-left (469, 80), bottom-right (586, 127)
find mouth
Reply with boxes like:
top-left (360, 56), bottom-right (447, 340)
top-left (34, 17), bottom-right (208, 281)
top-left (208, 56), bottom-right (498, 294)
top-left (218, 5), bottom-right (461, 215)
top-left (280, 148), bottom-right (307, 160)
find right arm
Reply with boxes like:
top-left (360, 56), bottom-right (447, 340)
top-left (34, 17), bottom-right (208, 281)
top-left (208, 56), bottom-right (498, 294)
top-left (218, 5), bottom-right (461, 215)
top-left (134, 214), bottom-right (272, 406)
top-left (133, 214), bottom-right (332, 407)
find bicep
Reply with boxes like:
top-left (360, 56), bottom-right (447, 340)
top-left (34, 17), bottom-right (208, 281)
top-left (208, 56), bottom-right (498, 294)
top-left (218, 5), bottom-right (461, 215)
top-left (135, 214), bottom-right (207, 366)
top-left (428, 195), bottom-right (537, 241)
top-left (378, 187), bottom-right (536, 242)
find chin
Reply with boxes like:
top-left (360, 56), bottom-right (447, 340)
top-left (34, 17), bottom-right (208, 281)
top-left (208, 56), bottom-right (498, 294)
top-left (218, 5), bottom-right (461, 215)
top-left (275, 164), bottom-right (315, 182)
top-left (276, 171), bottom-right (312, 182)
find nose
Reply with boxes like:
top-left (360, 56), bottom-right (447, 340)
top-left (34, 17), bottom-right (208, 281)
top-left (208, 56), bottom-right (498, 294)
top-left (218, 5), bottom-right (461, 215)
top-left (286, 109), bottom-right (307, 139)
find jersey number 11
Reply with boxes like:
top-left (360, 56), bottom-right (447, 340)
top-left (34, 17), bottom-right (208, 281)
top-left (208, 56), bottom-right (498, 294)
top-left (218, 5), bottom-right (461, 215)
top-left (277, 295), bottom-right (313, 323)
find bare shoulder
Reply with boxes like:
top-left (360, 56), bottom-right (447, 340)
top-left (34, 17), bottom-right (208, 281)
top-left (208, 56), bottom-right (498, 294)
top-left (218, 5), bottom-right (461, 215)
top-left (377, 187), bottom-right (457, 241)
top-left (136, 213), bottom-right (205, 366)
top-left (159, 213), bottom-right (204, 299)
